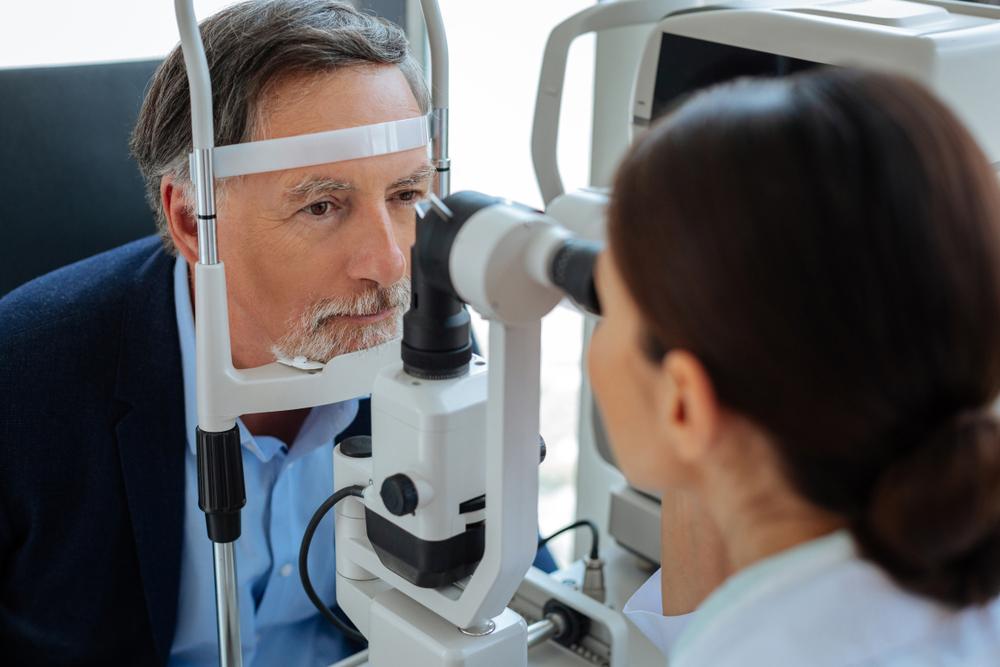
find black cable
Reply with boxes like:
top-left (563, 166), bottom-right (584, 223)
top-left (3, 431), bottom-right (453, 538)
top-left (299, 484), bottom-right (367, 645)
top-left (537, 519), bottom-right (600, 561)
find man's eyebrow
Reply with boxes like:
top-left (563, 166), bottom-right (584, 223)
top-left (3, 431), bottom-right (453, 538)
top-left (283, 177), bottom-right (353, 203)
top-left (388, 164), bottom-right (435, 191)
top-left (282, 165), bottom-right (434, 202)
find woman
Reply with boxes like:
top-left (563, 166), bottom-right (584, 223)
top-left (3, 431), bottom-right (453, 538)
top-left (589, 67), bottom-right (1000, 665)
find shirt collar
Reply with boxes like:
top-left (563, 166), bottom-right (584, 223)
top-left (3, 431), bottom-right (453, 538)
top-left (173, 256), bottom-right (358, 463)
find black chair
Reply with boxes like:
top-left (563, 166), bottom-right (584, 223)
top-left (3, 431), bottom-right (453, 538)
top-left (0, 59), bottom-right (160, 296)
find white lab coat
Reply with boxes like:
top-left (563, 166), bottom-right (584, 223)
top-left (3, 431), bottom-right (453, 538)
top-left (623, 531), bottom-right (1000, 666)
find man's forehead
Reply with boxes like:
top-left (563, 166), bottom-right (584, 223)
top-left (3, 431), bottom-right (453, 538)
top-left (235, 66), bottom-right (430, 194)
top-left (260, 66), bottom-right (423, 138)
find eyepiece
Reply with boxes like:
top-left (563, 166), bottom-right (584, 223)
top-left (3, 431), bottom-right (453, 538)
top-left (402, 191), bottom-right (502, 379)
top-left (550, 239), bottom-right (602, 316)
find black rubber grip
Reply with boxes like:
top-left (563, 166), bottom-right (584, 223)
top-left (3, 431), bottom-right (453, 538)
top-left (196, 426), bottom-right (246, 543)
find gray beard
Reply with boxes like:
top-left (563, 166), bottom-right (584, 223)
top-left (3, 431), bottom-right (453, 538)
top-left (271, 277), bottom-right (410, 363)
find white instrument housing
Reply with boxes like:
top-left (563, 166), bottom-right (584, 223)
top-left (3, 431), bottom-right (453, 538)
top-left (632, 0), bottom-right (1000, 168)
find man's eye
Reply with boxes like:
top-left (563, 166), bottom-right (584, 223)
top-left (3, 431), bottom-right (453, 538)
top-left (303, 201), bottom-right (335, 216)
top-left (396, 190), bottom-right (424, 204)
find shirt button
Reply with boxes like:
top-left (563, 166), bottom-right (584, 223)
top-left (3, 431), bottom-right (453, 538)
top-left (280, 563), bottom-right (294, 577)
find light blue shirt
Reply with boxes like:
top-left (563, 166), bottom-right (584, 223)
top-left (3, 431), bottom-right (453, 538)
top-left (169, 257), bottom-right (361, 667)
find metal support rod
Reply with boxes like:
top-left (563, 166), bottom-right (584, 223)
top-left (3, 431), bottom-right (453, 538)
top-left (176, 5), bottom-right (234, 667)
top-left (191, 147), bottom-right (219, 265)
top-left (213, 542), bottom-right (243, 667)
top-left (526, 613), bottom-right (565, 649)
top-left (420, 0), bottom-right (450, 199)
top-left (432, 107), bottom-right (451, 198)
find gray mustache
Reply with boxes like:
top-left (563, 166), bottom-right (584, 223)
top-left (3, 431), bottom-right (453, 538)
top-left (309, 277), bottom-right (411, 326)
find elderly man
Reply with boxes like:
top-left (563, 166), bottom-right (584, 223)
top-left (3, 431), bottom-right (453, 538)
top-left (0, 2), bottom-right (552, 665)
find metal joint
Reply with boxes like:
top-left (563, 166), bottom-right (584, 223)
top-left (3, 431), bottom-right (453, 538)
top-left (459, 619), bottom-right (496, 637)
top-left (431, 108), bottom-right (450, 199)
top-left (431, 108), bottom-right (450, 153)
top-left (190, 148), bottom-right (219, 265)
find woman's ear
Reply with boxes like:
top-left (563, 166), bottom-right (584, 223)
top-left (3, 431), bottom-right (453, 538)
top-left (657, 350), bottom-right (722, 464)
top-left (161, 176), bottom-right (199, 265)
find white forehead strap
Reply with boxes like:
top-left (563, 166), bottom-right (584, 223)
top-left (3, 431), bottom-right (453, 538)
top-left (211, 114), bottom-right (431, 178)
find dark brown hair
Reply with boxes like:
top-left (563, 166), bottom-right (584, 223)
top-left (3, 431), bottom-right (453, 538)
top-left (610, 67), bottom-right (1000, 607)
top-left (129, 0), bottom-right (429, 254)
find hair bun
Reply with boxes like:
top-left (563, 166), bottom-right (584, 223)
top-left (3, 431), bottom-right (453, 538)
top-left (854, 409), bottom-right (1000, 606)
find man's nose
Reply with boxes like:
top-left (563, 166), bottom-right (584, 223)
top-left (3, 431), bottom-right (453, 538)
top-left (345, 202), bottom-right (407, 286)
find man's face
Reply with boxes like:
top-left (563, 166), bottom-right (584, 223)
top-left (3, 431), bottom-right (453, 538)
top-left (214, 65), bottom-right (429, 367)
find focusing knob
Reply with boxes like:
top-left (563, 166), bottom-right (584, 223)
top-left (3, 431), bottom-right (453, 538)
top-left (381, 474), bottom-right (419, 516)
top-left (339, 435), bottom-right (372, 458)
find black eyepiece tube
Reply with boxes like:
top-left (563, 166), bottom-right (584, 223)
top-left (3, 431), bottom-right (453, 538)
top-left (401, 241), bottom-right (472, 380)
top-left (402, 191), bottom-right (503, 380)
top-left (550, 239), bottom-right (602, 316)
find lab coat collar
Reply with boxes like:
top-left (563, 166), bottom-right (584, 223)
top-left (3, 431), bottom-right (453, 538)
top-left (671, 530), bottom-right (857, 663)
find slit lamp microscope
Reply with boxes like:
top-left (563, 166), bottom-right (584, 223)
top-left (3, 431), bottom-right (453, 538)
top-left (175, 0), bottom-right (1000, 665)
top-left (174, 1), bottom-right (614, 665)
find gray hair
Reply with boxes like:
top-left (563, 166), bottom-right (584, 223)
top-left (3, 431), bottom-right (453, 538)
top-left (130, 0), bottom-right (430, 254)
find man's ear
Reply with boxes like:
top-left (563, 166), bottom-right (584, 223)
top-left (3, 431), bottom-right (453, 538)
top-left (657, 350), bottom-right (722, 464)
top-left (161, 176), bottom-right (199, 265)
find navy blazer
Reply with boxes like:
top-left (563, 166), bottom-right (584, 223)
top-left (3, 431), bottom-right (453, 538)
top-left (0, 237), bottom-right (555, 665)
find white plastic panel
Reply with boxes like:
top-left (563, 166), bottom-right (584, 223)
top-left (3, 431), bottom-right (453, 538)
top-left (789, 0), bottom-right (949, 28)
top-left (630, 1), bottom-right (1000, 165)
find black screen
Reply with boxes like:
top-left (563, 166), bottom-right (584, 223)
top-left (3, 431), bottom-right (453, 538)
top-left (651, 33), bottom-right (823, 121)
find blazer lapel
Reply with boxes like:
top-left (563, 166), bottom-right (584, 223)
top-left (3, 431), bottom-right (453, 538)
top-left (113, 246), bottom-right (187, 664)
